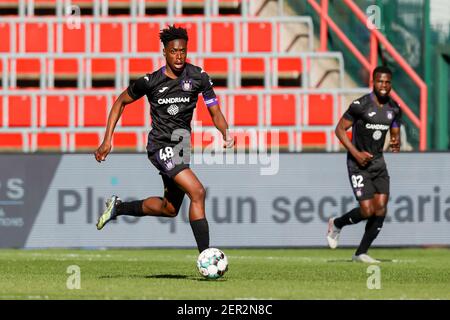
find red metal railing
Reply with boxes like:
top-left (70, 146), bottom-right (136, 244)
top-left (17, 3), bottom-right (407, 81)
top-left (308, 0), bottom-right (428, 150)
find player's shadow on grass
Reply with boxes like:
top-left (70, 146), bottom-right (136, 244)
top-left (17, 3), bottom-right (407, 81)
top-left (99, 274), bottom-right (200, 280)
top-left (147, 274), bottom-right (227, 282)
top-left (326, 258), bottom-right (395, 263)
top-left (195, 278), bottom-right (227, 282)
top-left (146, 274), bottom-right (189, 279)
top-left (99, 274), bottom-right (189, 279)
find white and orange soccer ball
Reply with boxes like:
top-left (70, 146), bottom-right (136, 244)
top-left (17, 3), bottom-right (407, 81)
top-left (197, 248), bottom-right (228, 279)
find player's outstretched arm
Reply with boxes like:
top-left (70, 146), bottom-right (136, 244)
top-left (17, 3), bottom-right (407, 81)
top-left (335, 117), bottom-right (373, 166)
top-left (389, 127), bottom-right (401, 152)
top-left (207, 104), bottom-right (234, 148)
top-left (94, 90), bottom-right (136, 162)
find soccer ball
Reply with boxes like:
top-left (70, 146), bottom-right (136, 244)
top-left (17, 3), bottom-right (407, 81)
top-left (197, 248), bottom-right (228, 279)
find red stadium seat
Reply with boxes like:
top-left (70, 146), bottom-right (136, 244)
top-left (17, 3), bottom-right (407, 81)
top-left (0, 133), bottom-right (24, 151)
top-left (0, 0), bottom-right (19, 7)
top-left (121, 98), bottom-right (146, 127)
top-left (240, 58), bottom-right (265, 77)
top-left (52, 58), bottom-right (80, 79)
top-left (14, 58), bottom-right (41, 79)
top-left (263, 130), bottom-right (291, 150)
top-left (0, 61), bottom-right (4, 88)
top-left (175, 22), bottom-right (198, 52)
top-left (18, 22), bottom-right (49, 52)
top-left (269, 94), bottom-right (297, 126)
top-left (0, 96), bottom-right (3, 126)
top-left (182, 0), bottom-right (203, 6)
top-left (247, 22), bottom-right (272, 52)
top-left (81, 95), bottom-right (108, 127)
top-left (264, 94), bottom-right (295, 150)
top-left (218, 0), bottom-right (241, 8)
top-left (36, 132), bottom-right (62, 151)
top-left (301, 132), bottom-right (327, 149)
top-left (61, 23), bottom-right (86, 53)
top-left (231, 130), bottom-right (256, 149)
top-left (8, 96), bottom-right (33, 127)
top-left (71, 0), bottom-right (94, 8)
top-left (90, 58), bottom-right (117, 79)
top-left (42, 95), bottom-right (71, 127)
top-left (307, 94), bottom-right (334, 125)
top-left (277, 58), bottom-right (303, 79)
top-left (128, 58), bottom-right (153, 78)
top-left (108, 0), bottom-right (132, 8)
top-left (191, 131), bottom-right (215, 149)
top-left (0, 22), bottom-right (11, 52)
top-left (34, 0), bottom-right (57, 6)
top-left (232, 94), bottom-right (259, 126)
top-left (98, 22), bottom-right (123, 52)
top-left (74, 132), bottom-right (99, 151)
top-left (135, 22), bottom-right (161, 52)
top-left (144, 0), bottom-right (168, 8)
top-left (113, 132), bottom-right (139, 150)
top-left (203, 58), bottom-right (228, 78)
top-left (210, 22), bottom-right (234, 52)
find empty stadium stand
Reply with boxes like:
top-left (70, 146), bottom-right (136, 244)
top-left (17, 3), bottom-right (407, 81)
top-left (0, 0), bottom-right (367, 152)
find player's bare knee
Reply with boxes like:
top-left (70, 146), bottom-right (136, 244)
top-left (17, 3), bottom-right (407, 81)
top-left (163, 207), bottom-right (179, 217)
top-left (190, 212), bottom-right (206, 221)
top-left (161, 200), bottom-right (179, 218)
top-left (360, 207), bottom-right (375, 219)
top-left (198, 186), bottom-right (206, 200)
top-left (190, 185), bottom-right (206, 202)
top-left (162, 202), bottom-right (179, 217)
top-left (374, 206), bottom-right (387, 217)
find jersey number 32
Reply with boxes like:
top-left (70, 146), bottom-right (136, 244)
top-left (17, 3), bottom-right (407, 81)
top-left (351, 175), bottom-right (364, 188)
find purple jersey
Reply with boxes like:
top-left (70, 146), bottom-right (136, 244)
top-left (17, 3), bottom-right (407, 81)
top-left (343, 93), bottom-right (402, 164)
top-left (127, 63), bottom-right (218, 153)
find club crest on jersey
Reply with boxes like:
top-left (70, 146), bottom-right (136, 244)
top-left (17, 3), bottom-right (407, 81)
top-left (386, 111), bottom-right (393, 120)
top-left (167, 104), bottom-right (179, 116)
top-left (181, 79), bottom-right (193, 91)
top-left (373, 130), bottom-right (382, 141)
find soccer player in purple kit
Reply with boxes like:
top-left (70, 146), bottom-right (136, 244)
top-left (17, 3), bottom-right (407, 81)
top-left (327, 66), bottom-right (402, 263)
top-left (94, 25), bottom-right (234, 253)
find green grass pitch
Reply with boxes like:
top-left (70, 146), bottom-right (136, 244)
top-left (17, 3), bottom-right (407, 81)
top-left (0, 248), bottom-right (449, 299)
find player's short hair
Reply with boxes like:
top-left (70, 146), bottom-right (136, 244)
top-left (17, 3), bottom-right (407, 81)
top-left (372, 65), bottom-right (392, 79)
top-left (159, 25), bottom-right (189, 47)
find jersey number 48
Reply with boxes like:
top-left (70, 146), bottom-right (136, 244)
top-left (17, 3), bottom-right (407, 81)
top-left (159, 147), bottom-right (174, 161)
